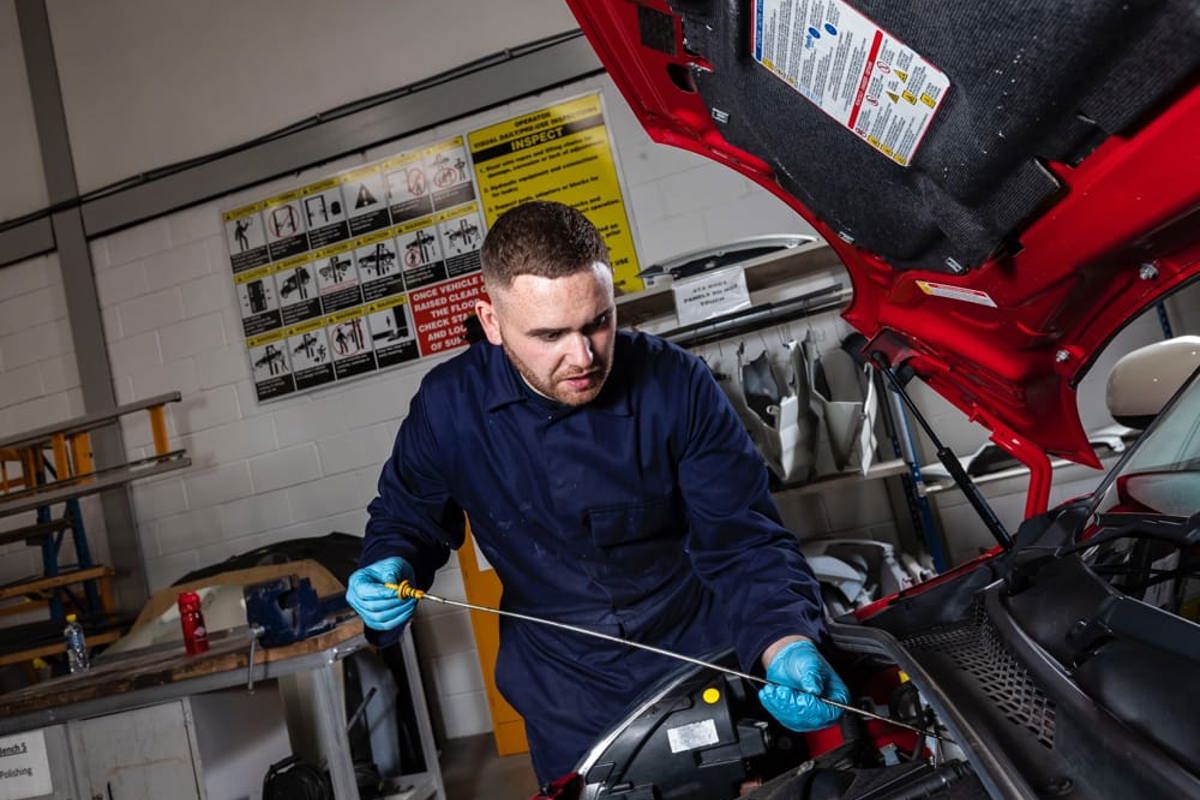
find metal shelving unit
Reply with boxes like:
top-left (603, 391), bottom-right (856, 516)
top-left (0, 392), bottom-right (190, 659)
top-left (617, 242), bottom-right (948, 569)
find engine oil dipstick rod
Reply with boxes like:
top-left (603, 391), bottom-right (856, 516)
top-left (385, 580), bottom-right (946, 742)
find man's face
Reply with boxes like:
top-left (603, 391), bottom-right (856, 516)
top-left (476, 262), bottom-right (617, 406)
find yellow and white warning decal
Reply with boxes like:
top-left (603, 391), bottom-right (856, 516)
top-left (915, 280), bottom-right (997, 308)
top-left (468, 93), bottom-right (643, 293)
top-left (750, 0), bottom-right (950, 167)
top-left (284, 315), bottom-right (328, 339)
top-left (365, 293), bottom-right (408, 315)
top-left (246, 327), bottom-right (288, 349)
top-left (222, 199), bottom-right (268, 223)
top-left (432, 200), bottom-right (479, 225)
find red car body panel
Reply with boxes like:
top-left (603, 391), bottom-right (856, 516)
top-left (567, 1), bottom-right (1200, 515)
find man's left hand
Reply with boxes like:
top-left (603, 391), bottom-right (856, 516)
top-left (758, 639), bottom-right (850, 732)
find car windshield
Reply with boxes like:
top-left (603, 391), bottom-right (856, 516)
top-left (1091, 367), bottom-right (1200, 517)
top-left (1083, 367), bottom-right (1200, 620)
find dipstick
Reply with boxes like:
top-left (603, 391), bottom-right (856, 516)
top-left (384, 580), bottom-right (946, 741)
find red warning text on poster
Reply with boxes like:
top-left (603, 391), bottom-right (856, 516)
top-left (410, 273), bottom-right (488, 356)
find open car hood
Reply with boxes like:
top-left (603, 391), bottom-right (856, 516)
top-left (567, 0), bottom-right (1200, 496)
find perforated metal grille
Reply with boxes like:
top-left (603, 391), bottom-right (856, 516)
top-left (904, 602), bottom-right (1057, 749)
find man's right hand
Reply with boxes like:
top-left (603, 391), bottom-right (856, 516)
top-left (346, 556), bottom-right (417, 630)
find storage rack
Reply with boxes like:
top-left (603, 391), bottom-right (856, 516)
top-left (0, 392), bottom-right (190, 662)
top-left (618, 241), bottom-right (949, 568)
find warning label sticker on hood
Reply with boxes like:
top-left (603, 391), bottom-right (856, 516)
top-left (915, 280), bottom-right (997, 307)
top-left (751, 0), bottom-right (950, 167)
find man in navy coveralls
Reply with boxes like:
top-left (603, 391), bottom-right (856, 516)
top-left (347, 200), bottom-right (848, 784)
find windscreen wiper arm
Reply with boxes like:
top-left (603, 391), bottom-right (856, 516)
top-left (1056, 511), bottom-right (1200, 558)
top-left (1068, 593), bottom-right (1200, 665)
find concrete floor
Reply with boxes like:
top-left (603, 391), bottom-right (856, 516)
top-left (441, 734), bottom-right (539, 800)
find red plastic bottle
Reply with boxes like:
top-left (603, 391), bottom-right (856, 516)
top-left (178, 591), bottom-right (210, 655)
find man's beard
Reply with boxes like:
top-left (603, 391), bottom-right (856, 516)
top-left (503, 343), bottom-right (611, 407)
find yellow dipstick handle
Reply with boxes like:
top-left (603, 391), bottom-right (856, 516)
top-left (384, 580), bottom-right (425, 600)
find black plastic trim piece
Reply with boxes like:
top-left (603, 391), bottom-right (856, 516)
top-left (829, 617), bottom-right (1037, 800)
top-left (983, 587), bottom-right (1200, 798)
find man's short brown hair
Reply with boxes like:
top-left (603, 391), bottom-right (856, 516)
top-left (480, 201), bottom-right (609, 289)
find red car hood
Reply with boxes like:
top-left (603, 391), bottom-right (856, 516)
top-left (568, 0), bottom-right (1200, 503)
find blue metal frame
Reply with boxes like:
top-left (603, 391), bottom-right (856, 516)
top-left (887, 386), bottom-right (950, 572)
top-left (29, 460), bottom-right (102, 624)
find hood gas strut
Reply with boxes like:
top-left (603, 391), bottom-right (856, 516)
top-left (870, 353), bottom-right (1013, 550)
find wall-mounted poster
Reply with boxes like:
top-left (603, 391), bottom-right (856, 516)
top-left (247, 330), bottom-right (295, 400)
top-left (223, 202), bottom-right (270, 272)
top-left (343, 164), bottom-right (392, 235)
top-left (301, 178), bottom-right (351, 248)
top-left (366, 295), bottom-right (420, 368)
top-left (221, 98), bottom-right (637, 403)
top-left (286, 320), bottom-right (335, 391)
top-left (468, 93), bottom-right (642, 293)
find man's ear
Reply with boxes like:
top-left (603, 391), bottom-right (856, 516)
top-left (475, 297), bottom-right (504, 346)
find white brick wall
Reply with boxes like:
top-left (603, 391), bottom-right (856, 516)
top-left (117, 287), bottom-right (186, 338)
top-left (248, 444), bottom-right (322, 494)
top-left (185, 462), bottom-right (254, 508)
top-left (0, 253), bottom-right (110, 588)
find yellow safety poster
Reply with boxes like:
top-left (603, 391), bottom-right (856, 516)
top-left (468, 93), bottom-right (643, 293)
top-left (221, 134), bottom-right (484, 403)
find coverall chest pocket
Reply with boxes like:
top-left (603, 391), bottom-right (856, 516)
top-left (587, 497), bottom-right (682, 571)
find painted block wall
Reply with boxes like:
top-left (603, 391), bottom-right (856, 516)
top-left (0, 253), bottom-right (111, 612)
top-left (0, 0), bottom-right (48, 222)
top-left (45, 0), bottom-right (579, 195)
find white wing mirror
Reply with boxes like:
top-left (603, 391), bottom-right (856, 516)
top-left (1106, 335), bottom-right (1200, 429)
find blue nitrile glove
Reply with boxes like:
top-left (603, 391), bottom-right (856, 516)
top-left (346, 556), bottom-right (417, 630)
top-left (758, 640), bottom-right (851, 732)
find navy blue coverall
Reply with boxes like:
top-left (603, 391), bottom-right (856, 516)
top-left (361, 330), bottom-right (825, 782)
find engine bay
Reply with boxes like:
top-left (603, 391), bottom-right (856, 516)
top-left (571, 642), bottom-right (985, 800)
top-left (558, 497), bottom-right (1200, 799)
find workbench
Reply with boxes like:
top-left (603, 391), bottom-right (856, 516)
top-left (0, 618), bottom-right (444, 800)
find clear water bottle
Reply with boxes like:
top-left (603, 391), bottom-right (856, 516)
top-left (64, 613), bottom-right (90, 673)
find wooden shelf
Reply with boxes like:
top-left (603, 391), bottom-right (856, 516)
top-left (0, 392), bottom-right (182, 452)
top-left (0, 516), bottom-right (72, 547)
top-left (0, 452), bottom-right (190, 518)
top-left (0, 566), bottom-right (113, 602)
top-left (0, 630), bottom-right (122, 669)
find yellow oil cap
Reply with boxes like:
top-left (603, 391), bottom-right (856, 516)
top-left (702, 688), bottom-right (721, 704)
top-left (66, 613), bottom-right (77, 623)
